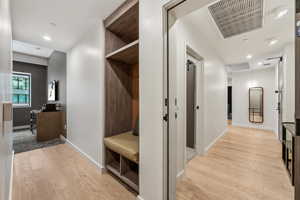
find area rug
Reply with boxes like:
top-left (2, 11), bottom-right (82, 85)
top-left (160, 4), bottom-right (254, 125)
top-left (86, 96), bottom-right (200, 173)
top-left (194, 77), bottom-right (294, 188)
top-left (13, 129), bottom-right (65, 154)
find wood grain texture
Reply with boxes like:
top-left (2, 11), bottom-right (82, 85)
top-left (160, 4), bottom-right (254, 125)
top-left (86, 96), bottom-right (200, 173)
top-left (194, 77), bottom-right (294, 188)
top-left (3, 102), bottom-right (12, 121)
top-left (36, 112), bottom-right (62, 142)
top-left (177, 126), bottom-right (294, 200)
top-left (105, 30), bottom-right (128, 55)
top-left (104, 0), bottom-right (139, 43)
top-left (105, 60), bottom-right (132, 137)
top-left (106, 40), bottom-right (139, 65)
top-left (132, 64), bottom-right (139, 127)
top-left (12, 144), bottom-right (136, 200)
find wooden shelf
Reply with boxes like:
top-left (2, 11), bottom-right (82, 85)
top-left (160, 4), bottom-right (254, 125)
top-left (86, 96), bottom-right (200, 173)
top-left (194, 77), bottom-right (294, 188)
top-left (104, 0), bottom-right (138, 43)
top-left (106, 40), bottom-right (139, 65)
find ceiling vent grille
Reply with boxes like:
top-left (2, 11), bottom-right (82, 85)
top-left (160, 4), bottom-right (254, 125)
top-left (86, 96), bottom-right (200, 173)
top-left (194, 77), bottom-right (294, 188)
top-left (208, 0), bottom-right (263, 38)
top-left (227, 62), bottom-right (250, 71)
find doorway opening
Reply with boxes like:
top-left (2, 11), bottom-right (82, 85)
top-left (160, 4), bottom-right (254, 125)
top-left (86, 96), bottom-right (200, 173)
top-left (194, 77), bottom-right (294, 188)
top-left (185, 52), bottom-right (204, 162)
top-left (164, 0), bottom-right (295, 199)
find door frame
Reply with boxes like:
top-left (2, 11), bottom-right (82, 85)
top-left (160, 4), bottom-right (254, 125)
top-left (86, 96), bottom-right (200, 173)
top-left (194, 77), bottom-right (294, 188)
top-left (184, 45), bottom-right (205, 163)
top-left (162, 1), bottom-right (187, 200)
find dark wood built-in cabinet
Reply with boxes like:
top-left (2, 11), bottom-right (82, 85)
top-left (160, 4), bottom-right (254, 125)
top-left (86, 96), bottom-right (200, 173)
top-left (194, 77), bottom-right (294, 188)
top-left (103, 0), bottom-right (139, 193)
top-left (282, 123), bottom-right (296, 185)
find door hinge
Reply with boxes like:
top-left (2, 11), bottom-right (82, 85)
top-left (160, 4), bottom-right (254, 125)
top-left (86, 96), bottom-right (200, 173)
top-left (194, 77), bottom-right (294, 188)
top-left (165, 98), bottom-right (168, 107)
top-left (163, 113), bottom-right (169, 122)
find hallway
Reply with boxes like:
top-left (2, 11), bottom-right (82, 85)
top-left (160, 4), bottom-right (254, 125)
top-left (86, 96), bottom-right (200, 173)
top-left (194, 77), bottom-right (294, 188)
top-left (177, 126), bottom-right (294, 200)
top-left (12, 144), bottom-right (136, 200)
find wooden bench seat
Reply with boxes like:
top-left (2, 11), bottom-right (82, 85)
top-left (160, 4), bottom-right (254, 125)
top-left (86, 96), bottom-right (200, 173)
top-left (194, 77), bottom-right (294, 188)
top-left (104, 131), bottom-right (139, 163)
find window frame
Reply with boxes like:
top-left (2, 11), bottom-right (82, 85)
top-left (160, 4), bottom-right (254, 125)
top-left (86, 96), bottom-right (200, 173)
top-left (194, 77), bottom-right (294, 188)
top-left (12, 71), bottom-right (32, 108)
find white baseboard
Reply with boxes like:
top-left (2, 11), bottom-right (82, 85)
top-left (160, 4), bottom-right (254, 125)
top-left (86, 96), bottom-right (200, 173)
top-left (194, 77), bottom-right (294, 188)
top-left (177, 170), bottom-right (184, 178)
top-left (13, 125), bottom-right (30, 130)
top-left (61, 135), bottom-right (103, 170)
top-left (232, 122), bottom-right (274, 131)
top-left (177, 170), bottom-right (185, 183)
top-left (9, 151), bottom-right (14, 200)
top-left (205, 128), bottom-right (228, 152)
top-left (136, 195), bottom-right (145, 200)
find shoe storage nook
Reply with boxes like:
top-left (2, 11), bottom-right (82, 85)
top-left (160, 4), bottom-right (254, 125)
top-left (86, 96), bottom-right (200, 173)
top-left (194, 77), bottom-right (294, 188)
top-left (103, 0), bottom-right (139, 192)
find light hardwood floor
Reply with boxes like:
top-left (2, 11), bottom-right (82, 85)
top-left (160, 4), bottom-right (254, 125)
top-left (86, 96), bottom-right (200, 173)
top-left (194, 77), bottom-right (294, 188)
top-left (12, 144), bottom-right (136, 200)
top-left (177, 126), bottom-right (294, 200)
top-left (13, 126), bottom-right (294, 200)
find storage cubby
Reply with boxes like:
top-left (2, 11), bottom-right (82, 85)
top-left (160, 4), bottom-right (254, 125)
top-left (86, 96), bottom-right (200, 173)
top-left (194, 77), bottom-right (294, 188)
top-left (103, 0), bottom-right (139, 193)
top-left (106, 149), bottom-right (121, 174)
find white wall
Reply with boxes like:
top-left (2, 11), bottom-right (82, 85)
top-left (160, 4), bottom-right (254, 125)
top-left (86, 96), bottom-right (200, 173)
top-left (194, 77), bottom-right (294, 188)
top-left (13, 52), bottom-right (48, 66)
top-left (169, 19), bottom-right (227, 175)
top-left (139, 0), bottom-right (218, 199)
top-left (282, 43), bottom-right (295, 122)
top-left (232, 68), bottom-right (276, 131)
top-left (67, 23), bottom-right (105, 167)
top-left (0, 0), bottom-right (13, 199)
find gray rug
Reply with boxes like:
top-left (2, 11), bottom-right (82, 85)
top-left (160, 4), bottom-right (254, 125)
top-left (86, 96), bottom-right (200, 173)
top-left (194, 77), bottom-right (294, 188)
top-left (13, 129), bottom-right (65, 154)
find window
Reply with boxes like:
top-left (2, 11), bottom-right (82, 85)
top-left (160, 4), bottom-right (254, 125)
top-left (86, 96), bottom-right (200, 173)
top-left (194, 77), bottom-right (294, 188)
top-left (12, 72), bottom-right (31, 107)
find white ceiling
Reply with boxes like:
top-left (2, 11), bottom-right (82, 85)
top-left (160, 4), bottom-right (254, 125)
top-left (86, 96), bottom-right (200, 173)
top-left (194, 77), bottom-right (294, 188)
top-left (11, 0), bottom-right (125, 52)
top-left (180, 0), bottom-right (294, 69)
top-left (13, 40), bottom-right (54, 58)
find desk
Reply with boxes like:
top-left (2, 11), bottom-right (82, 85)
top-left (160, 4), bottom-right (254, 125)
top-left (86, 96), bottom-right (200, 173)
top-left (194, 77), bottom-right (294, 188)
top-left (36, 111), bottom-right (63, 142)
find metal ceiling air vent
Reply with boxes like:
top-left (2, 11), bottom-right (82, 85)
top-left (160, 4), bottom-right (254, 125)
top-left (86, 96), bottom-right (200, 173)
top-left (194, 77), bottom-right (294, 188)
top-left (227, 62), bottom-right (250, 72)
top-left (208, 0), bottom-right (264, 38)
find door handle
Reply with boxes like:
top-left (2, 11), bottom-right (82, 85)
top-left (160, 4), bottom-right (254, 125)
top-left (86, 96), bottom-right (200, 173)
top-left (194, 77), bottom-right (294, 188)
top-left (196, 106), bottom-right (200, 110)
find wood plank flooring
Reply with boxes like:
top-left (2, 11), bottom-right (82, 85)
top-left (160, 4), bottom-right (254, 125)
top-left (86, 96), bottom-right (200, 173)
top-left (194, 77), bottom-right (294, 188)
top-left (12, 144), bottom-right (136, 200)
top-left (13, 126), bottom-right (294, 200)
top-left (177, 126), bottom-right (294, 200)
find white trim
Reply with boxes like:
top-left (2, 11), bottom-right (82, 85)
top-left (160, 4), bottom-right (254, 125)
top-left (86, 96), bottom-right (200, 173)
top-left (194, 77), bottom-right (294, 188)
top-left (232, 122), bottom-right (274, 132)
top-left (177, 170), bottom-right (185, 180)
top-left (205, 128), bottom-right (228, 152)
top-left (9, 151), bottom-right (14, 200)
top-left (13, 125), bottom-right (30, 130)
top-left (136, 196), bottom-right (145, 200)
top-left (61, 135), bottom-right (103, 170)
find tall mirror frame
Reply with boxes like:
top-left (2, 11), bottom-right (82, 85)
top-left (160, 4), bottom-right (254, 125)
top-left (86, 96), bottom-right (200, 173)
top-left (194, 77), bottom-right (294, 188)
top-left (249, 87), bottom-right (264, 124)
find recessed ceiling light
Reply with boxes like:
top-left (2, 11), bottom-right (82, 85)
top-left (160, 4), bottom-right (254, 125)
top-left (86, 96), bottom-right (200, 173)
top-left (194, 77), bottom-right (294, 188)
top-left (43, 35), bottom-right (51, 41)
top-left (258, 62), bottom-right (263, 66)
top-left (269, 39), bottom-right (278, 46)
top-left (50, 22), bottom-right (57, 27)
top-left (246, 54), bottom-right (253, 59)
top-left (275, 8), bottom-right (288, 19)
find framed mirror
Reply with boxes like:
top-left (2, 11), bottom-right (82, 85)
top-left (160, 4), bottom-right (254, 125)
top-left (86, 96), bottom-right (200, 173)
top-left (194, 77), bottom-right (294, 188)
top-left (249, 87), bottom-right (264, 123)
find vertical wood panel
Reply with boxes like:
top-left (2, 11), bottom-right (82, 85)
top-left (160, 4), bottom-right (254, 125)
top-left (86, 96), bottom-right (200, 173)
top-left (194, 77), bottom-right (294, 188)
top-left (105, 60), bottom-right (133, 136)
top-left (132, 64), bottom-right (139, 127)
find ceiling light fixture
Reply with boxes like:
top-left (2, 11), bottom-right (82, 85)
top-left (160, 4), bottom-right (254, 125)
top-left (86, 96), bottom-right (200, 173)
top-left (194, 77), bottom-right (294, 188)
top-left (43, 35), bottom-right (52, 41)
top-left (275, 8), bottom-right (288, 19)
top-left (258, 62), bottom-right (263, 66)
top-left (269, 39), bottom-right (278, 46)
top-left (246, 54), bottom-right (253, 59)
top-left (50, 22), bottom-right (57, 27)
